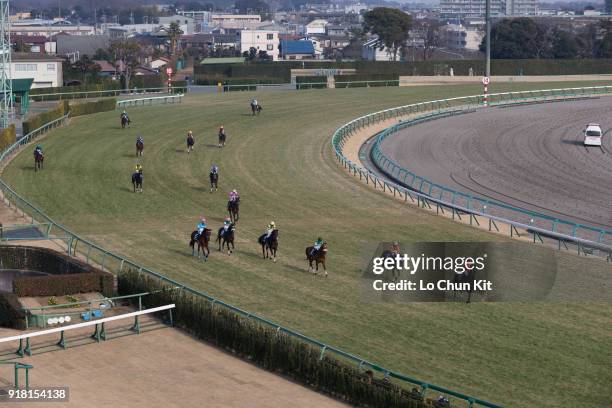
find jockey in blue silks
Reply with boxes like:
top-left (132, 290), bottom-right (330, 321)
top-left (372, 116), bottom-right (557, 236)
top-left (196, 217), bottom-right (207, 239)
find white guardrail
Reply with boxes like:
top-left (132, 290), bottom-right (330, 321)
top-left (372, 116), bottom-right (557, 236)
top-left (116, 94), bottom-right (184, 108)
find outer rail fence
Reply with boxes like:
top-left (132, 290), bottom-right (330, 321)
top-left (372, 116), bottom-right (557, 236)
top-left (332, 86), bottom-right (612, 259)
top-left (116, 94), bottom-right (184, 109)
top-left (0, 99), bottom-right (502, 408)
top-left (29, 86), bottom-right (188, 102)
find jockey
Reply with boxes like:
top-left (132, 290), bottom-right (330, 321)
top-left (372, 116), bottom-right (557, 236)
top-left (195, 217), bottom-right (207, 239)
top-left (229, 189), bottom-right (239, 203)
top-left (121, 110), bottom-right (129, 120)
top-left (221, 217), bottom-right (232, 237)
top-left (134, 163), bottom-right (143, 174)
top-left (210, 164), bottom-right (219, 175)
top-left (311, 237), bottom-right (324, 256)
top-left (219, 126), bottom-right (225, 134)
top-left (251, 98), bottom-right (258, 107)
top-left (187, 130), bottom-right (193, 139)
top-left (136, 135), bottom-right (143, 144)
top-left (34, 144), bottom-right (43, 155)
top-left (265, 221), bottom-right (275, 239)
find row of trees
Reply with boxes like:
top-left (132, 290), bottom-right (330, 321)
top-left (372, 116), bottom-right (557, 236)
top-left (483, 18), bottom-right (612, 59)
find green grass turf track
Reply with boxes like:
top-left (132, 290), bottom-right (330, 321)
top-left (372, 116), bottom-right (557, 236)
top-left (4, 82), bottom-right (612, 407)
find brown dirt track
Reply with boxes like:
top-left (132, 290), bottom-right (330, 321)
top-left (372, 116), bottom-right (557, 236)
top-left (379, 97), bottom-right (612, 232)
top-left (0, 323), bottom-right (346, 408)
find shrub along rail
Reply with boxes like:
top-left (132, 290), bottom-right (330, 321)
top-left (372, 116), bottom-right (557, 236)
top-left (0, 97), bottom-right (503, 407)
top-left (331, 86), bottom-right (612, 258)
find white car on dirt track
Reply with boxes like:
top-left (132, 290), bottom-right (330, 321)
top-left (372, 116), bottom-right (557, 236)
top-left (584, 123), bottom-right (603, 146)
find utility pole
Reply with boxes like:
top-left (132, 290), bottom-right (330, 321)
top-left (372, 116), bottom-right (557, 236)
top-left (485, 0), bottom-right (491, 77)
top-left (0, 0), bottom-right (13, 129)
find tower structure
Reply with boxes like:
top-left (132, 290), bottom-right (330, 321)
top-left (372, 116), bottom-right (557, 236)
top-left (0, 0), bottom-right (13, 129)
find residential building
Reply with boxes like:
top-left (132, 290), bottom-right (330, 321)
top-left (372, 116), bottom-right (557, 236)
top-left (150, 57), bottom-right (171, 70)
top-left (212, 14), bottom-right (262, 29)
top-left (505, 0), bottom-right (538, 16)
top-left (94, 60), bottom-right (118, 77)
top-left (361, 38), bottom-right (400, 61)
top-left (11, 35), bottom-right (49, 53)
top-left (240, 30), bottom-right (279, 61)
top-left (439, 0), bottom-right (505, 19)
top-left (159, 15), bottom-right (196, 35)
top-left (304, 19), bottom-right (328, 35)
top-left (10, 20), bottom-right (95, 37)
top-left (280, 40), bottom-right (316, 60)
top-left (7, 53), bottom-right (63, 88)
top-left (440, 24), bottom-right (484, 50)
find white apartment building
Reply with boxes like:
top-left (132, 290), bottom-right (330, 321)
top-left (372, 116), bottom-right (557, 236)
top-left (212, 14), bottom-right (262, 28)
top-left (7, 54), bottom-right (63, 88)
top-left (439, 0), bottom-right (504, 19)
top-left (440, 24), bottom-right (484, 50)
top-left (159, 15), bottom-right (196, 35)
top-left (303, 19), bottom-right (328, 35)
top-left (10, 24), bottom-right (95, 37)
top-left (505, 0), bottom-right (538, 16)
top-left (240, 30), bottom-right (279, 61)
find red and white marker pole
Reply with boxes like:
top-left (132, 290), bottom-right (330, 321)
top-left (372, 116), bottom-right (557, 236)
top-left (482, 76), bottom-right (490, 107)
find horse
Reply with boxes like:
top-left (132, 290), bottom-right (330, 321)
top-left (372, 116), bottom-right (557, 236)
top-left (216, 224), bottom-right (235, 255)
top-left (187, 134), bottom-right (195, 153)
top-left (453, 267), bottom-right (477, 304)
top-left (218, 131), bottom-right (226, 148)
top-left (121, 115), bottom-right (131, 129)
top-left (132, 171), bottom-right (143, 193)
top-left (34, 150), bottom-right (44, 172)
top-left (251, 103), bottom-right (262, 116)
top-left (381, 250), bottom-right (400, 282)
top-left (227, 199), bottom-right (239, 223)
top-left (209, 172), bottom-right (218, 193)
top-left (259, 229), bottom-right (278, 262)
top-left (189, 228), bottom-right (211, 260)
top-left (136, 139), bottom-right (144, 157)
top-left (305, 242), bottom-right (328, 276)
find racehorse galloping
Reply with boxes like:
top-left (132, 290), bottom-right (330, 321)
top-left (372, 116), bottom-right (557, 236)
top-left (218, 130), bottom-right (226, 148)
top-left (136, 139), bottom-right (144, 157)
top-left (132, 171), bottom-right (143, 193)
top-left (216, 224), bottom-right (235, 255)
top-left (121, 114), bottom-right (131, 129)
top-left (187, 133), bottom-right (195, 153)
top-left (251, 104), bottom-right (262, 116)
top-left (259, 229), bottom-right (278, 262)
top-left (34, 150), bottom-right (44, 172)
top-left (227, 199), bottom-right (239, 223)
top-left (305, 242), bottom-right (328, 276)
top-left (189, 228), bottom-right (211, 260)
top-left (453, 267), bottom-right (476, 304)
top-left (210, 172), bottom-right (218, 193)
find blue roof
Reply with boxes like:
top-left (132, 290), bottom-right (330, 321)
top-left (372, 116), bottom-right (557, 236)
top-left (281, 40), bottom-right (315, 55)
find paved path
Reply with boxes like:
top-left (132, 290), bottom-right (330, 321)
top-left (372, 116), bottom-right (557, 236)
top-left (379, 98), bottom-right (612, 231)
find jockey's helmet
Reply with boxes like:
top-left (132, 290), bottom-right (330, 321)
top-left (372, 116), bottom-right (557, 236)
top-left (201, 217), bottom-right (206, 223)
top-left (220, 125), bottom-right (224, 129)
top-left (270, 221), bottom-right (275, 227)
top-left (188, 130), bottom-right (192, 134)
top-left (317, 237), bottom-right (323, 241)
top-left (225, 217), bottom-right (231, 222)
top-left (232, 189), bottom-right (237, 193)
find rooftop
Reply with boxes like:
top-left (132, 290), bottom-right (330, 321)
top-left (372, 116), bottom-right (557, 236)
top-left (12, 52), bottom-right (63, 62)
top-left (281, 40), bottom-right (315, 55)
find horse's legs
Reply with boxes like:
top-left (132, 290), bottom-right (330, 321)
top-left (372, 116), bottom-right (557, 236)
top-left (322, 260), bottom-right (328, 277)
top-left (272, 248), bottom-right (276, 263)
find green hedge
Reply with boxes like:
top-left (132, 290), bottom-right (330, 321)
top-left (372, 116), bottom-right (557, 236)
top-left (118, 269), bottom-right (428, 408)
top-left (195, 59), bottom-right (612, 82)
top-left (335, 74), bottom-right (399, 88)
top-left (195, 76), bottom-right (285, 85)
top-left (0, 292), bottom-right (26, 329)
top-left (70, 98), bottom-right (117, 117)
top-left (22, 102), bottom-right (67, 135)
top-left (130, 75), bottom-right (164, 89)
top-left (13, 272), bottom-right (114, 297)
top-left (29, 82), bottom-right (121, 96)
top-left (0, 124), bottom-right (16, 152)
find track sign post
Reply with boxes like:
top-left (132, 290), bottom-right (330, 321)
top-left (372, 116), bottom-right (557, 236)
top-left (482, 76), bottom-right (490, 106)
top-left (166, 67), bottom-right (174, 93)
